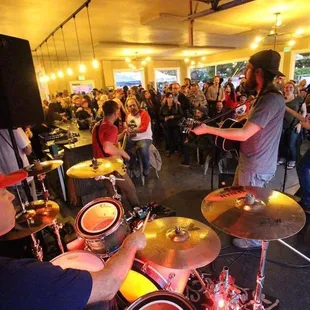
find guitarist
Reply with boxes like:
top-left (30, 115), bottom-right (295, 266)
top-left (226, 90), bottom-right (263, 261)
top-left (92, 100), bottom-right (140, 210)
top-left (193, 50), bottom-right (286, 249)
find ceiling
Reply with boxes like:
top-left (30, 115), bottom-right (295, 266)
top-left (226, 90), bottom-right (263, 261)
top-left (1, 0), bottom-right (309, 61)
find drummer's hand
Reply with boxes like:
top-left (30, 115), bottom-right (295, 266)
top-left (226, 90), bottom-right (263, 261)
top-left (191, 123), bottom-right (208, 135)
top-left (123, 231), bottom-right (146, 251)
top-left (119, 150), bottom-right (130, 161)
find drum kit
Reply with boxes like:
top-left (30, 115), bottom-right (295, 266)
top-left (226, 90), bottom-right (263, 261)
top-left (2, 156), bottom-right (308, 309)
top-left (0, 160), bottom-right (65, 261)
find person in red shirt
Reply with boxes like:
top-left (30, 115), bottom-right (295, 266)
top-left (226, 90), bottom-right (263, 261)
top-left (125, 97), bottom-right (153, 177)
top-left (223, 84), bottom-right (238, 109)
top-left (92, 100), bottom-right (140, 209)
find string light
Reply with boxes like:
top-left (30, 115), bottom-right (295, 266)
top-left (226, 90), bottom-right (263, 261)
top-left (46, 40), bottom-right (56, 80)
top-left (86, 3), bottom-right (99, 69)
top-left (73, 15), bottom-right (86, 73)
top-left (250, 43), bottom-right (258, 49)
top-left (61, 25), bottom-right (73, 76)
top-left (52, 34), bottom-right (64, 78)
top-left (288, 40), bottom-right (296, 46)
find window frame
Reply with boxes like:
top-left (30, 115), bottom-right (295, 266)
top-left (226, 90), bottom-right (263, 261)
top-left (153, 67), bottom-right (181, 90)
top-left (113, 69), bottom-right (145, 89)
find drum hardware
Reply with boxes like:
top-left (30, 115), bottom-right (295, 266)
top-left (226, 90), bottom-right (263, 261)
top-left (201, 186), bottom-right (306, 310)
top-left (30, 233), bottom-right (43, 261)
top-left (24, 160), bottom-right (63, 177)
top-left (51, 220), bottom-right (65, 254)
top-left (14, 185), bottom-right (36, 222)
top-left (163, 272), bottom-right (176, 291)
top-left (95, 174), bottom-right (124, 201)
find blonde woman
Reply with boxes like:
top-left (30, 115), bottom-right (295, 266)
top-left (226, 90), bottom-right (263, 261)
top-left (95, 95), bottom-right (109, 120)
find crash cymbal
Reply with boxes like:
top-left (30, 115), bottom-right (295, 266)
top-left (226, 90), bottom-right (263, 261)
top-left (201, 186), bottom-right (306, 241)
top-left (24, 160), bottom-right (63, 177)
top-left (0, 200), bottom-right (59, 241)
top-left (66, 157), bottom-right (123, 179)
top-left (138, 217), bottom-right (221, 269)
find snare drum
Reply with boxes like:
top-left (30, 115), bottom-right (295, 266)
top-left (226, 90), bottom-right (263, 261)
top-left (117, 257), bottom-right (191, 307)
top-left (127, 291), bottom-right (196, 310)
top-left (51, 250), bottom-right (104, 272)
top-left (75, 198), bottom-right (130, 257)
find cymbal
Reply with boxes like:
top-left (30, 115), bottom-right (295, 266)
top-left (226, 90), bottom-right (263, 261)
top-left (66, 157), bottom-right (123, 179)
top-left (0, 200), bottom-right (59, 241)
top-left (138, 217), bottom-right (221, 269)
top-left (24, 160), bottom-right (63, 176)
top-left (201, 186), bottom-right (306, 241)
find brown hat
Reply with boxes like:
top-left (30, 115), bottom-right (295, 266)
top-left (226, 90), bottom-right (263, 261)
top-left (249, 50), bottom-right (285, 77)
top-left (72, 95), bottom-right (82, 101)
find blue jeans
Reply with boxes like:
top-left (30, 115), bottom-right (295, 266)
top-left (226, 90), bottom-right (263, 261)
top-left (233, 166), bottom-right (274, 187)
top-left (126, 139), bottom-right (152, 176)
top-left (297, 148), bottom-right (310, 207)
top-left (288, 130), bottom-right (300, 162)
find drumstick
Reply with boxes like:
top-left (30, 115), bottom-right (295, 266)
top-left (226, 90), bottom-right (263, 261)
top-left (141, 211), bottom-right (151, 232)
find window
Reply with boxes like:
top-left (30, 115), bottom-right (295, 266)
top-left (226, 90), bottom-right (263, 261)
top-left (113, 70), bottom-right (144, 88)
top-left (188, 61), bottom-right (247, 88)
top-left (69, 80), bottom-right (95, 94)
top-left (294, 52), bottom-right (310, 85)
top-left (154, 68), bottom-right (180, 93)
top-left (190, 66), bottom-right (215, 83)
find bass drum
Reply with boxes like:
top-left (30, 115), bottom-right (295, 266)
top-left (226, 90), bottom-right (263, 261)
top-left (127, 291), bottom-right (196, 310)
top-left (117, 257), bottom-right (191, 308)
top-left (75, 197), bottom-right (130, 257)
top-left (51, 250), bottom-right (104, 272)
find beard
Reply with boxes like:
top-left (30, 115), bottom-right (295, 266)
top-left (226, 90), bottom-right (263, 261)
top-left (245, 73), bottom-right (257, 91)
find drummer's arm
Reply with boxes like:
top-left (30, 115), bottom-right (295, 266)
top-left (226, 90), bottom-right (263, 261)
top-left (87, 231), bottom-right (146, 303)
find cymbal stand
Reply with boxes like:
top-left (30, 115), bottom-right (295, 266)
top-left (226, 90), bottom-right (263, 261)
top-left (51, 220), bottom-right (65, 254)
top-left (15, 185), bottom-right (35, 222)
top-left (95, 174), bottom-right (124, 201)
top-left (30, 232), bottom-right (43, 261)
top-left (253, 240), bottom-right (269, 310)
top-left (37, 173), bottom-right (50, 206)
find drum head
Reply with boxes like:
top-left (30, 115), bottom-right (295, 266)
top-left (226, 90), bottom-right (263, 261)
top-left (127, 291), bottom-right (196, 310)
top-left (51, 251), bottom-right (104, 272)
top-left (76, 198), bottom-right (123, 237)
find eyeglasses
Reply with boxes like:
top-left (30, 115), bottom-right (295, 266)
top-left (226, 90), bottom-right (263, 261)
top-left (167, 96), bottom-right (173, 99)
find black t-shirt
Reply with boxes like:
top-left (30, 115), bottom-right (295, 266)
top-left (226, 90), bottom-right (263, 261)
top-left (0, 257), bottom-right (92, 310)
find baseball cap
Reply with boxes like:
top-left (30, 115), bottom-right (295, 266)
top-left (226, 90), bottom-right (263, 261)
top-left (72, 95), bottom-right (82, 101)
top-left (196, 106), bottom-right (208, 115)
top-left (0, 171), bottom-right (28, 189)
top-left (249, 50), bottom-right (285, 77)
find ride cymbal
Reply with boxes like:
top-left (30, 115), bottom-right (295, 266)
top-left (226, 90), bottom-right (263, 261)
top-left (24, 160), bottom-right (63, 176)
top-left (201, 186), bottom-right (306, 241)
top-left (138, 217), bottom-right (221, 269)
top-left (66, 157), bottom-right (123, 179)
top-left (0, 200), bottom-right (59, 241)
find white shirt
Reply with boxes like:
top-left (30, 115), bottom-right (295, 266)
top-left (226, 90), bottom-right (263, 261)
top-left (0, 128), bottom-right (31, 180)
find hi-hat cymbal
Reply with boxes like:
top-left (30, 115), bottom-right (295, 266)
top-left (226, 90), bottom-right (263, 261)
top-left (66, 157), bottom-right (123, 179)
top-left (138, 217), bottom-right (221, 269)
top-left (24, 160), bottom-right (63, 176)
top-left (201, 186), bottom-right (306, 241)
top-left (0, 200), bottom-right (59, 241)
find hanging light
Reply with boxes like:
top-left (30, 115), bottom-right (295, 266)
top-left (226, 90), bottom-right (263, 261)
top-left (250, 43), bottom-right (258, 49)
top-left (40, 46), bottom-right (50, 83)
top-left (73, 15), bottom-right (86, 73)
top-left (201, 56), bottom-right (206, 61)
top-left (61, 25), bottom-right (73, 76)
top-left (146, 56), bottom-right (151, 61)
top-left (184, 58), bottom-right (189, 63)
top-left (86, 3), bottom-right (99, 69)
top-left (288, 40), bottom-right (296, 46)
top-left (275, 13), bottom-right (282, 27)
top-left (52, 34), bottom-right (64, 78)
top-left (125, 57), bottom-right (131, 62)
top-left (254, 36), bottom-right (263, 43)
top-left (46, 40), bottom-right (56, 80)
top-left (295, 28), bottom-right (304, 35)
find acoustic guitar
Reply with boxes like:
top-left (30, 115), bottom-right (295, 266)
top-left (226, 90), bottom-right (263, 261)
top-left (215, 118), bottom-right (247, 156)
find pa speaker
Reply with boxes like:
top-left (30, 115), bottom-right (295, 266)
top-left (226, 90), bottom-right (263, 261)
top-left (0, 34), bottom-right (44, 129)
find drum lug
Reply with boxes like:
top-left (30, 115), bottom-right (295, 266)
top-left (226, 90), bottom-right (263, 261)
top-left (164, 272), bottom-right (175, 291)
top-left (141, 262), bottom-right (149, 273)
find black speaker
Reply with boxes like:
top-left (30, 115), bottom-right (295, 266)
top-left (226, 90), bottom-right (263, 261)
top-left (0, 34), bottom-right (44, 129)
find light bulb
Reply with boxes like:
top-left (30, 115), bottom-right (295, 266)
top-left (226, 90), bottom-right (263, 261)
top-left (51, 73), bottom-right (56, 80)
top-left (125, 57), bottom-right (131, 62)
top-left (146, 56), bottom-right (151, 61)
top-left (79, 63), bottom-right (86, 73)
top-left (191, 60), bottom-right (195, 65)
top-left (288, 40), bottom-right (296, 46)
top-left (250, 43), bottom-right (258, 49)
top-left (254, 36), bottom-right (262, 43)
top-left (276, 17), bottom-right (282, 27)
top-left (184, 58), bottom-right (189, 63)
top-left (67, 68), bottom-right (73, 76)
top-left (141, 60), bottom-right (146, 65)
top-left (92, 59), bottom-right (99, 68)
top-left (39, 77), bottom-right (44, 83)
top-left (44, 75), bottom-right (50, 82)
top-left (218, 299), bottom-right (225, 308)
top-left (295, 28), bottom-right (304, 35)
top-left (201, 56), bottom-right (206, 61)
top-left (57, 70), bottom-right (64, 78)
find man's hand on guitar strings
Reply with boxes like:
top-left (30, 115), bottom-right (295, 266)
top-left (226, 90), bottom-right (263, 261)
top-left (191, 123), bottom-right (208, 135)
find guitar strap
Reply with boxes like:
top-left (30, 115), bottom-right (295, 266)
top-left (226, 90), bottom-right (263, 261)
top-left (95, 120), bottom-right (109, 158)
